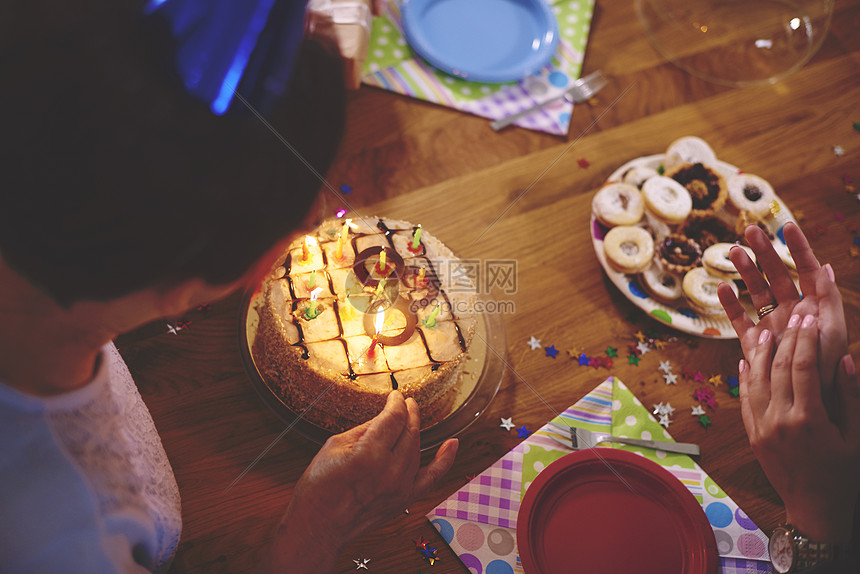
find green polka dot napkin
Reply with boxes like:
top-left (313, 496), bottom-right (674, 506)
top-left (363, 0), bottom-right (595, 135)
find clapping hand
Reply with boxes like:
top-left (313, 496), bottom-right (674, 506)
top-left (717, 222), bottom-right (848, 420)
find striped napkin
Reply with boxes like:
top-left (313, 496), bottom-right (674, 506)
top-left (362, 0), bottom-right (596, 135)
top-left (427, 377), bottom-right (774, 573)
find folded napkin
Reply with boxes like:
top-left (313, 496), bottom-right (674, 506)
top-left (362, 0), bottom-right (595, 135)
top-left (427, 377), bottom-right (774, 573)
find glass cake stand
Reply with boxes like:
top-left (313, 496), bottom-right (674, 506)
top-left (239, 285), bottom-right (506, 451)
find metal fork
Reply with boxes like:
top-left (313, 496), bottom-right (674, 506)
top-left (490, 70), bottom-right (608, 131)
top-left (546, 422), bottom-right (700, 456)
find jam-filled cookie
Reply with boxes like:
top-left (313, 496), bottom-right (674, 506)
top-left (664, 136), bottom-right (718, 171)
top-left (728, 173), bottom-right (776, 219)
top-left (682, 267), bottom-right (736, 316)
top-left (592, 183), bottom-right (645, 227)
top-left (603, 225), bottom-right (655, 274)
top-left (682, 215), bottom-right (740, 250)
top-left (657, 233), bottom-right (702, 274)
top-left (702, 243), bottom-right (754, 280)
top-left (639, 261), bottom-right (684, 304)
top-left (667, 162), bottom-right (728, 218)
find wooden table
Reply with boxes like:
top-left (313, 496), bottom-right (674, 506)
top-left (118, 1), bottom-right (860, 571)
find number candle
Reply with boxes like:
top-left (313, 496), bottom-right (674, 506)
top-left (410, 225), bottom-right (423, 250)
top-left (417, 267), bottom-right (426, 284)
top-left (376, 249), bottom-right (387, 274)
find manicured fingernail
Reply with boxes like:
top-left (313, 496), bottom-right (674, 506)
top-left (758, 330), bottom-right (771, 345)
top-left (801, 314), bottom-right (815, 329)
top-left (738, 359), bottom-right (747, 374)
top-left (787, 314), bottom-right (801, 328)
top-left (824, 263), bottom-right (835, 283)
top-left (844, 355), bottom-right (855, 376)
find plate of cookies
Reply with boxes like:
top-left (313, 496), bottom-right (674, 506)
top-left (591, 136), bottom-right (797, 339)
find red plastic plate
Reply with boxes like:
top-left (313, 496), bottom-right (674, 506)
top-left (517, 448), bottom-right (718, 574)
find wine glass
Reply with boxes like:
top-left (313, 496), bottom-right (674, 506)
top-left (636, 0), bottom-right (835, 87)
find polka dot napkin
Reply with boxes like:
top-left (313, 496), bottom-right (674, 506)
top-left (362, 0), bottom-right (595, 136)
top-left (428, 377), bottom-right (773, 574)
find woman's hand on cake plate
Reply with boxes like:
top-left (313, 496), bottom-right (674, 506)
top-left (717, 222), bottom-right (848, 419)
top-left (262, 391), bottom-right (458, 574)
top-left (740, 314), bottom-right (860, 543)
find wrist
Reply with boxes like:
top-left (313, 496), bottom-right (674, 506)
top-left (785, 507), bottom-right (854, 545)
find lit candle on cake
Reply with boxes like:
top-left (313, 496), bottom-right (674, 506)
top-left (304, 287), bottom-right (323, 320)
top-left (424, 302), bottom-right (441, 328)
top-left (375, 249), bottom-right (388, 274)
top-left (335, 219), bottom-right (351, 260)
top-left (300, 236), bottom-right (312, 263)
top-left (367, 308), bottom-right (384, 357)
top-left (409, 225), bottom-right (423, 252)
top-left (417, 266), bottom-right (426, 285)
top-left (307, 271), bottom-right (317, 290)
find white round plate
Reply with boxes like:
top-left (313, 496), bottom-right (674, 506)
top-left (591, 154), bottom-right (796, 339)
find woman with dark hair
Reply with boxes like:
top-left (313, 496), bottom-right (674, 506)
top-left (0, 1), bottom-right (457, 572)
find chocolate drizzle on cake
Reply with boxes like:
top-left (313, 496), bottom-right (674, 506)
top-left (278, 219), bottom-right (469, 391)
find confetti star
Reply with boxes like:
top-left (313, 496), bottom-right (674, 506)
top-left (855, 121), bottom-right (860, 132)
top-left (413, 536), bottom-right (429, 550)
top-left (196, 304), bottom-right (211, 313)
top-left (500, 417), bottom-right (515, 431)
top-left (517, 425), bottom-right (532, 438)
top-left (527, 336), bottom-right (542, 350)
top-left (652, 402), bottom-right (666, 416)
top-left (654, 340), bottom-right (667, 350)
top-left (176, 319), bottom-right (191, 330)
top-left (727, 376), bottom-right (739, 389)
top-left (578, 353), bottom-right (591, 366)
top-left (545, 345), bottom-right (559, 358)
top-left (353, 556), bottom-right (371, 569)
top-left (340, 184), bottom-right (352, 194)
top-left (691, 405), bottom-right (706, 416)
top-left (605, 346), bottom-right (618, 357)
top-left (658, 360), bottom-right (673, 374)
top-left (698, 415), bottom-right (712, 429)
top-left (636, 341), bottom-right (651, 355)
top-left (664, 372), bottom-right (678, 385)
top-left (693, 371), bottom-right (706, 383)
top-left (663, 403), bottom-right (675, 416)
top-left (577, 157), bottom-right (590, 168)
top-left (166, 323), bottom-right (180, 335)
top-left (728, 386), bottom-right (740, 398)
top-left (566, 347), bottom-right (581, 358)
top-left (634, 331), bottom-right (647, 342)
top-left (659, 414), bottom-right (671, 428)
top-left (420, 547), bottom-right (438, 565)
top-left (709, 374), bottom-right (723, 387)
top-left (833, 145), bottom-right (845, 157)
top-left (628, 353), bottom-right (640, 365)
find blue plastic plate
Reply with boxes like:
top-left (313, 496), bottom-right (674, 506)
top-left (401, 0), bottom-right (559, 83)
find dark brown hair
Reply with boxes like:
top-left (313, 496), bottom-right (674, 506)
top-left (0, 0), bottom-right (345, 306)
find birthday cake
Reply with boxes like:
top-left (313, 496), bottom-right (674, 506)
top-left (252, 217), bottom-right (478, 432)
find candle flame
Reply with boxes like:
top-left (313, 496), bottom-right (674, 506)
top-left (305, 235), bottom-right (318, 247)
top-left (374, 308), bottom-right (385, 334)
top-left (310, 287), bottom-right (322, 301)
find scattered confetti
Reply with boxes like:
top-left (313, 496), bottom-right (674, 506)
top-left (420, 546), bottom-right (438, 565)
top-left (578, 353), bottom-right (591, 366)
top-left (708, 374), bottom-right (723, 387)
top-left (353, 556), bottom-right (371, 570)
top-left (527, 336), bottom-right (542, 350)
top-left (854, 122), bottom-right (860, 133)
top-left (654, 339), bottom-right (667, 350)
top-left (517, 425), bottom-right (532, 438)
top-left (652, 402), bottom-right (666, 416)
top-left (664, 372), bottom-right (678, 385)
top-left (545, 345), bottom-right (559, 358)
top-left (694, 387), bottom-right (718, 409)
top-left (413, 537), bottom-right (429, 550)
top-left (636, 341), bottom-right (651, 355)
top-left (627, 354), bottom-right (640, 365)
top-left (726, 376), bottom-right (739, 389)
top-left (577, 158), bottom-right (590, 169)
top-left (605, 346), bottom-right (618, 357)
top-left (691, 405), bottom-right (706, 416)
top-left (166, 323), bottom-right (184, 335)
top-left (728, 386), bottom-right (740, 398)
top-left (835, 212), bottom-right (846, 222)
top-left (465, 474), bottom-right (476, 481)
top-left (566, 347), bottom-right (581, 358)
top-left (658, 360), bottom-right (673, 374)
top-left (176, 319), bottom-right (191, 330)
top-left (693, 371), bottom-right (706, 383)
top-left (340, 184), bottom-right (352, 194)
top-left (698, 414), bottom-right (712, 429)
top-left (659, 414), bottom-right (671, 428)
top-left (500, 417), bottom-right (515, 431)
top-left (196, 304), bottom-right (211, 313)
top-left (833, 145), bottom-right (845, 157)
top-left (634, 331), bottom-right (647, 342)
